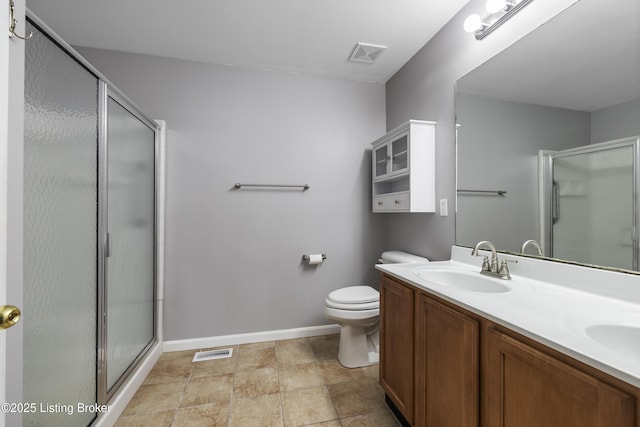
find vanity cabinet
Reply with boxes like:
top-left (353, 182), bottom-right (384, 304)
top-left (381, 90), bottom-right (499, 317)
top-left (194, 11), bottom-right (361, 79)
top-left (380, 275), bottom-right (415, 424)
top-left (379, 273), bottom-right (640, 427)
top-left (379, 275), bottom-right (479, 427)
top-left (415, 293), bottom-right (479, 427)
top-left (371, 120), bottom-right (435, 213)
top-left (485, 326), bottom-right (636, 427)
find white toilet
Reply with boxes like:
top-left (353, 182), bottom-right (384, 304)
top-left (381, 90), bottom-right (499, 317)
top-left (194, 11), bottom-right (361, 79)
top-left (324, 251), bottom-right (429, 368)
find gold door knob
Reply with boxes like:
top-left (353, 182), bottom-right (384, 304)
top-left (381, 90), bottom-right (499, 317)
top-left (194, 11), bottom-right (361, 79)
top-left (0, 305), bottom-right (20, 329)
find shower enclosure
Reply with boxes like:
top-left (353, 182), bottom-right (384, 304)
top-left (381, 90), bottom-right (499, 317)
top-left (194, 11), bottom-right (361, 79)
top-left (23, 15), bottom-right (157, 426)
top-left (540, 137), bottom-right (640, 271)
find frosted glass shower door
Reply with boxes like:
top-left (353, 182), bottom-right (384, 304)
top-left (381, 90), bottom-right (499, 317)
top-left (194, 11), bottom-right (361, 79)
top-left (551, 140), bottom-right (637, 270)
top-left (105, 96), bottom-right (156, 391)
top-left (24, 20), bottom-right (98, 427)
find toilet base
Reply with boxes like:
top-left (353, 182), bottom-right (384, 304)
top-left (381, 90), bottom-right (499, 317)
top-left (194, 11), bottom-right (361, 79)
top-left (337, 325), bottom-right (380, 368)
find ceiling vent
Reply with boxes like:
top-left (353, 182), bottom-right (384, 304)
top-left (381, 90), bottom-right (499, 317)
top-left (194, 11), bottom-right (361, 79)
top-left (348, 43), bottom-right (387, 64)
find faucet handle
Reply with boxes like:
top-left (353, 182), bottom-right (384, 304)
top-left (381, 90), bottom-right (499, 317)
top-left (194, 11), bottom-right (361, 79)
top-left (498, 259), bottom-right (518, 277)
top-left (479, 256), bottom-right (491, 272)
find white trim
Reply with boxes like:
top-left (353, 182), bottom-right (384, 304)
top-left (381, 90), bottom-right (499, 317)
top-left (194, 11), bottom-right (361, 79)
top-left (163, 324), bottom-right (340, 353)
top-left (2, 0), bottom-right (25, 422)
top-left (0, 2), bottom-right (11, 418)
top-left (155, 120), bottom-right (166, 342)
top-left (92, 343), bottom-right (162, 427)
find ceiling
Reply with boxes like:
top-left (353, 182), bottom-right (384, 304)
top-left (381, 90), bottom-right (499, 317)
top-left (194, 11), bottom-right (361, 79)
top-left (26, 0), bottom-right (470, 84)
top-left (457, 0), bottom-right (640, 112)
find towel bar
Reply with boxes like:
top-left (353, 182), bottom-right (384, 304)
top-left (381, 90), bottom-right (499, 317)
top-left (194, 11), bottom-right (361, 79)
top-left (234, 183), bottom-right (310, 190)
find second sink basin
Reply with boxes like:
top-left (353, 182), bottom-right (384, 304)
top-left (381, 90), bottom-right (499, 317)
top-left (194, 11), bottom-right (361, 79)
top-left (585, 324), bottom-right (640, 357)
top-left (416, 268), bottom-right (511, 293)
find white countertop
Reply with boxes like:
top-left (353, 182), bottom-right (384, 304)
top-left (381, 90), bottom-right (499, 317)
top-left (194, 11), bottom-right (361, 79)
top-left (376, 246), bottom-right (640, 388)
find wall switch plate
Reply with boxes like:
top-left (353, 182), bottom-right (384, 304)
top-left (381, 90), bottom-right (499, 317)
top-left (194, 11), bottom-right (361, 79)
top-left (439, 199), bottom-right (448, 216)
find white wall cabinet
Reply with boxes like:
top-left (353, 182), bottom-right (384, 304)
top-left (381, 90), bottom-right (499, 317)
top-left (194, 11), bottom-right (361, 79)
top-left (371, 120), bottom-right (435, 213)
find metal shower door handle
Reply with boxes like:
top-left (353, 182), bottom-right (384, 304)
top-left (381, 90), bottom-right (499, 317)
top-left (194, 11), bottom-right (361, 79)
top-left (552, 180), bottom-right (560, 224)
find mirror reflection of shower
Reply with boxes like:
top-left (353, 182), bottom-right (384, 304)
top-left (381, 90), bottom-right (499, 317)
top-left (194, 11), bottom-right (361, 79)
top-left (540, 137), bottom-right (640, 271)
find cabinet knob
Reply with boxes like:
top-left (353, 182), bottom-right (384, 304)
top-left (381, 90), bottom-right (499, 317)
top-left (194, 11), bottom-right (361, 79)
top-left (378, 201), bottom-right (383, 205)
top-left (394, 200), bottom-right (400, 205)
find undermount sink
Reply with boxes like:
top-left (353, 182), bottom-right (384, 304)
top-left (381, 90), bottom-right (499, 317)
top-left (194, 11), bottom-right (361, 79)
top-left (416, 268), bottom-right (511, 293)
top-left (585, 324), bottom-right (640, 357)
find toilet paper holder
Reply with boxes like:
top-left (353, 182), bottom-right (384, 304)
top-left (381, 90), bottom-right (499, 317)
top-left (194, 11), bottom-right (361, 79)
top-left (302, 254), bottom-right (327, 262)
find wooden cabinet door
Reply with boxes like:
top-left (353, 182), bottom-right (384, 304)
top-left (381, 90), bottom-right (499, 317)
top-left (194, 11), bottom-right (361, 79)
top-left (486, 327), bottom-right (635, 427)
top-left (415, 294), bottom-right (479, 427)
top-left (380, 275), bottom-right (415, 424)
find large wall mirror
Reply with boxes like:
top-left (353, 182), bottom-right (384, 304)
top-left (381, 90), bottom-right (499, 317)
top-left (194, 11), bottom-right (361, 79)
top-left (455, 0), bottom-right (640, 272)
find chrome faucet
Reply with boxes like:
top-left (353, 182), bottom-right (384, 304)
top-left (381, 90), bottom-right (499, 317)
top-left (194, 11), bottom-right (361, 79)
top-left (521, 239), bottom-right (543, 256)
top-left (471, 240), bottom-right (498, 272)
top-left (471, 240), bottom-right (515, 280)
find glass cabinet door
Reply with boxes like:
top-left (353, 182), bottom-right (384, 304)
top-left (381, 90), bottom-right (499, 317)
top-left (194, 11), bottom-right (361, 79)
top-left (390, 134), bottom-right (409, 175)
top-left (374, 144), bottom-right (389, 179)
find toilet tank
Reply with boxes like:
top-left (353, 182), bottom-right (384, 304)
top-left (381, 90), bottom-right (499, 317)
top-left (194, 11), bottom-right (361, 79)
top-left (380, 250), bottom-right (429, 264)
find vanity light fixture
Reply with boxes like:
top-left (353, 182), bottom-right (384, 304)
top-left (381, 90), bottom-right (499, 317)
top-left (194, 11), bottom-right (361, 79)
top-left (464, 0), bottom-right (534, 40)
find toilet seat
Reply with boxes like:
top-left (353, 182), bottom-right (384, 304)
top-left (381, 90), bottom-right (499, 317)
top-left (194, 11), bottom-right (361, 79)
top-left (324, 305), bottom-right (380, 322)
top-left (325, 286), bottom-right (379, 310)
top-left (323, 251), bottom-right (428, 369)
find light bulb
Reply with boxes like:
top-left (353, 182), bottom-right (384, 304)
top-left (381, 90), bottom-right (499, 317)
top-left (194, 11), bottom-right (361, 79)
top-left (463, 15), bottom-right (483, 33)
top-left (486, 0), bottom-right (507, 14)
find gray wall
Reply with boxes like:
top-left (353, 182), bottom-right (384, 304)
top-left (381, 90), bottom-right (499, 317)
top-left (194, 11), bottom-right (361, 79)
top-left (591, 97), bottom-right (640, 143)
top-left (76, 0), bottom-right (578, 341)
top-left (384, 0), bottom-right (577, 260)
top-left (456, 94), bottom-right (590, 253)
top-left (79, 48), bottom-right (387, 341)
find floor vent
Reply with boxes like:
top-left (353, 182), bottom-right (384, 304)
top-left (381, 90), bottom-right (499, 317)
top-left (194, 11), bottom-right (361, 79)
top-left (192, 348), bottom-right (233, 362)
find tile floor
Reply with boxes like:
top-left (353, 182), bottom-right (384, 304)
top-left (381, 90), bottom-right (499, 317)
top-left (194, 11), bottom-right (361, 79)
top-left (115, 334), bottom-right (401, 426)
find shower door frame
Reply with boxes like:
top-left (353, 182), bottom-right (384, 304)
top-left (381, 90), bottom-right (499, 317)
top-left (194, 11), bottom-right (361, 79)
top-left (97, 84), bottom-right (159, 404)
top-left (540, 136), bottom-right (640, 270)
top-left (26, 10), bottom-right (160, 412)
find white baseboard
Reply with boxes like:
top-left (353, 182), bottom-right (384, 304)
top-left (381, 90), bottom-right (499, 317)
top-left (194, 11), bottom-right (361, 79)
top-left (163, 324), bottom-right (340, 353)
top-left (92, 343), bottom-right (162, 427)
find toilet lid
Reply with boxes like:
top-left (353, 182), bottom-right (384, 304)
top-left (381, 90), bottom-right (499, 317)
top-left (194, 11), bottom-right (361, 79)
top-left (327, 286), bottom-right (379, 304)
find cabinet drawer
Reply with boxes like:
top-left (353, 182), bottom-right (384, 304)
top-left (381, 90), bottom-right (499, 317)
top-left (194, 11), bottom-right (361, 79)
top-left (373, 192), bottom-right (409, 212)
